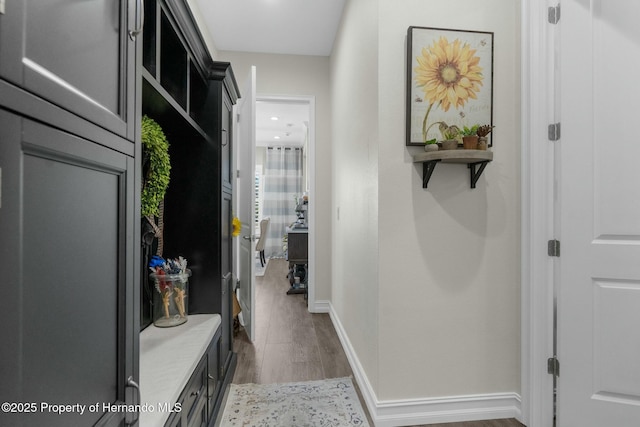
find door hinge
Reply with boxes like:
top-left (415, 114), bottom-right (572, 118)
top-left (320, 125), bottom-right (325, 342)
top-left (548, 5), bottom-right (561, 24)
top-left (236, 169), bottom-right (240, 178)
top-left (237, 113), bottom-right (241, 123)
top-left (548, 356), bottom-right (560, 377)
top-left (548, 123), bottom-right (561, 141)
top-left (548, 239), bottom-right (560, 257)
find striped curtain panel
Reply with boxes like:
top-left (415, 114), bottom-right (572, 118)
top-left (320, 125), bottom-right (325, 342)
top-left (263, 147), bottom-right (303, 258)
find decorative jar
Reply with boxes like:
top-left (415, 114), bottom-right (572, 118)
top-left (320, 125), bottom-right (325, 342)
top-left (150, 270), bottom-right (191, 327)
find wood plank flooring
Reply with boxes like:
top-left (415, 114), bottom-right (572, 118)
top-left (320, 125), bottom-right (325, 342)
top-left (232, 258), bottom-right (353, 384)
top-left (231, 258), bottom-right (524, 427)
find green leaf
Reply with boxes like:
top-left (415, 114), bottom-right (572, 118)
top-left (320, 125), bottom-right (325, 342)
top-left (141, 116), bottom-right (171, 218)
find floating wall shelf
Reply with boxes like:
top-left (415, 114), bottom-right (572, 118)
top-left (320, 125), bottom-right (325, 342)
top-left (413, 149), bottom-right (493, 189)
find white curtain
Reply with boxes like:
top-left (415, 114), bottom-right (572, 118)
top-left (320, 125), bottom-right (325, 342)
top-left (263, 147), bottom-right (303, 258)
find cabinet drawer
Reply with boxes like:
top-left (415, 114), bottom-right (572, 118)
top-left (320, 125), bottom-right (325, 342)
top-left (187, 395), bottom-right (207, 427)
top-left (206, 330), bottom-right (221, 419)
top-left (183, 356), bottom-right (207, 423)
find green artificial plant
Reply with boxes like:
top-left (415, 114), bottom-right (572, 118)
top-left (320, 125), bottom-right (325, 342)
top-left (141, 115), bottom-right (171, 218)
top-left (439, 122), bottom-right (460, 140)
top-left (461, 124), bottom-right (480, 136)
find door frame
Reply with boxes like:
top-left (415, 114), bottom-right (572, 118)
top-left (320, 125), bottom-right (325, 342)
top-left (254, 94), bottom-right (318, 312)
top-left (521, 0), bottom-right (557, 426)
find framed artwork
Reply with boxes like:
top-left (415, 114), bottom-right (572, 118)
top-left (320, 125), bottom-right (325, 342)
top-left (406, 26), bottom-right (494, 147)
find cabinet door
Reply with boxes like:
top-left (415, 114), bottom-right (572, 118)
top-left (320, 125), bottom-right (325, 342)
top-left (0, 110), bottom-right (137, 427)
top-left (0, 0), bottom-right (137, 141)
top-left (220, 191), bottom-right (233, 375)
top-left (221, 94), bottom-right (234, 192)
top-left (206, 332), bottom-right (221, 420)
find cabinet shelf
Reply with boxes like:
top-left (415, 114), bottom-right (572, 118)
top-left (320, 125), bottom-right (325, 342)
top-left (413, 149), bottom-right (493, 189)
top-left (142, 70), bottom-right (212, 145)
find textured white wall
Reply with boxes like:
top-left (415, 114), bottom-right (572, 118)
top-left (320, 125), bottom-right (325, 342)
top-left (330, 0), bottom-right (381, 394)
top-left (375, 0), bottom-right (521, 399)
top-left (216, 51), bottom-right (332, 301)
top-left (330, 0), bottom-right (521, 403)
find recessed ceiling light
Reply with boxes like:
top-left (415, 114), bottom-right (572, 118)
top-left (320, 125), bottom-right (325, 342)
top-left (274, 136), bottom-right (281, 139)
top-left (270, 116), bottom-right (279, 121)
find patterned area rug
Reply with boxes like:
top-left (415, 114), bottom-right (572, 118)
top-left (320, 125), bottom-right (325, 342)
top-left (220, 377), bottom-right (370, 426)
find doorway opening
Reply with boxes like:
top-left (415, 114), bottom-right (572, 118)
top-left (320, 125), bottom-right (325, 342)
top-left (254, 95), bottom-right (317, 310)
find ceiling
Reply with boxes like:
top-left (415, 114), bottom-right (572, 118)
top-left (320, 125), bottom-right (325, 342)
top-left (193, 0), bottom-right (347, 56)
top-left (255, 100), bottom-right (309, 147)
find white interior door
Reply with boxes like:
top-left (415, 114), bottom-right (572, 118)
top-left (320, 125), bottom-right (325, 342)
top-left (558, 1), bottom-right (640, 425)
top-left (237, 66), bottom-right (257, 342)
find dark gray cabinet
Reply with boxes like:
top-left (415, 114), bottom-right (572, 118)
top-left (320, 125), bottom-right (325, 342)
top-left (0, 2), bottom-right (140, 426)
top-left (140, 1), bottom-right (239, 425)
top-left (207, 62), bottom-right (239, 396)
top-left (0, 0), bottom-right (138, 141)
top-left (220, 191), bottom-right (234, 379)
top-left (1, 0), bottom-right (237, 424)
top-left (0, 111), bottom-right (137, 427)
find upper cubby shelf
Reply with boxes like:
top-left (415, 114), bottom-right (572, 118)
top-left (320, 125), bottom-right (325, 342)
top-left (142, 0), bottom-right (211, 127)
top-left (412, 149), bottom-right (493, 189)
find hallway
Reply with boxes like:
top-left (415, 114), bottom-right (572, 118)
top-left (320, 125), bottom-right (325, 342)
top-left (232, 258), bottom-right (353, 384)
top-left (231, 259), bottom-right (523, 427)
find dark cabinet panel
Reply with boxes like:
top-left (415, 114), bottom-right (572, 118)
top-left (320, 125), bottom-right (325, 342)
top-left (206, 334), bottom-right (221, 420)
top-left (143, 0), bottom-right (158, 75)
top-left (0, 111), bottom-right (137, 427)
top-left (160, 11), bottom-right (188, 109)
top-left (220, 192), bottom-right (233, 375)
top-left (184, 356), bottom-right (207, 426)
top-left (190, 62), bottom-right (208, 124)
top-left (221, 95), bottom-right (233, 191)
top-left (0, 0), bottom-right (137, 141)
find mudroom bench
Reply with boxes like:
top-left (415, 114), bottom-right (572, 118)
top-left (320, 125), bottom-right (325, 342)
top-left (139, 314), bottom-right (224, 427)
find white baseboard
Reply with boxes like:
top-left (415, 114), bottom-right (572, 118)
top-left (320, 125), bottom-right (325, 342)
top-left (327, 303), bottom-right (522, 427)
top-left (374, 393), bottom-right (522, 427)
top-left (311, 299), bottom-right (331, 313)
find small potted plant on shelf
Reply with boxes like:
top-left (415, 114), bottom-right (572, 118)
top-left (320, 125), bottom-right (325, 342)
top-left (461, 124), bottom-right (480, 149)
top-left (438, 122), bottom-right (460, 150)
top-left (424, 137), bottom-right (439, 152)
top-left (476, 124), bottom-right (494, 150)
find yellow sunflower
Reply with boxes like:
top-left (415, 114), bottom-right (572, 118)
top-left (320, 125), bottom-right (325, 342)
top-left (232, 217), bottom-right (242, 237)
top-left (414, 36), bottom-right (483, 112)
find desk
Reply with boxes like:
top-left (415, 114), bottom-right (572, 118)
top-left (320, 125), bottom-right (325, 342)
top-left (286, 226), bottom-right (308, 296)
top-left (287, 227), bottom-right (308, 263)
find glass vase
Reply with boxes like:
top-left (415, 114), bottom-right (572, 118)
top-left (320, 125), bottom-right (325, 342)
top-left (149, 270), bottom-right (190, 327)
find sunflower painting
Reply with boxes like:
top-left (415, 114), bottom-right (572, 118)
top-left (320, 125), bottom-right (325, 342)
top-left (406, 26), bottom-right (493, 146)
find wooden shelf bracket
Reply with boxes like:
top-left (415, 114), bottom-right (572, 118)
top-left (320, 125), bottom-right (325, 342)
top-left (421, 160), bottom-right (441, 188)
top-left (468, 161), bottom-right (490, 189)
top-left (413, 149), bottom-right (493, 189)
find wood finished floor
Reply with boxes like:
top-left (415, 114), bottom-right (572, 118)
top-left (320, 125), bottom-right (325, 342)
top-left (232, 258), bottom-right (524, 427)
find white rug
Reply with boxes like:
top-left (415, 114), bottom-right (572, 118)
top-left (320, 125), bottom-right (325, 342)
top-left (220, 377), bottom-right (370, 426)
